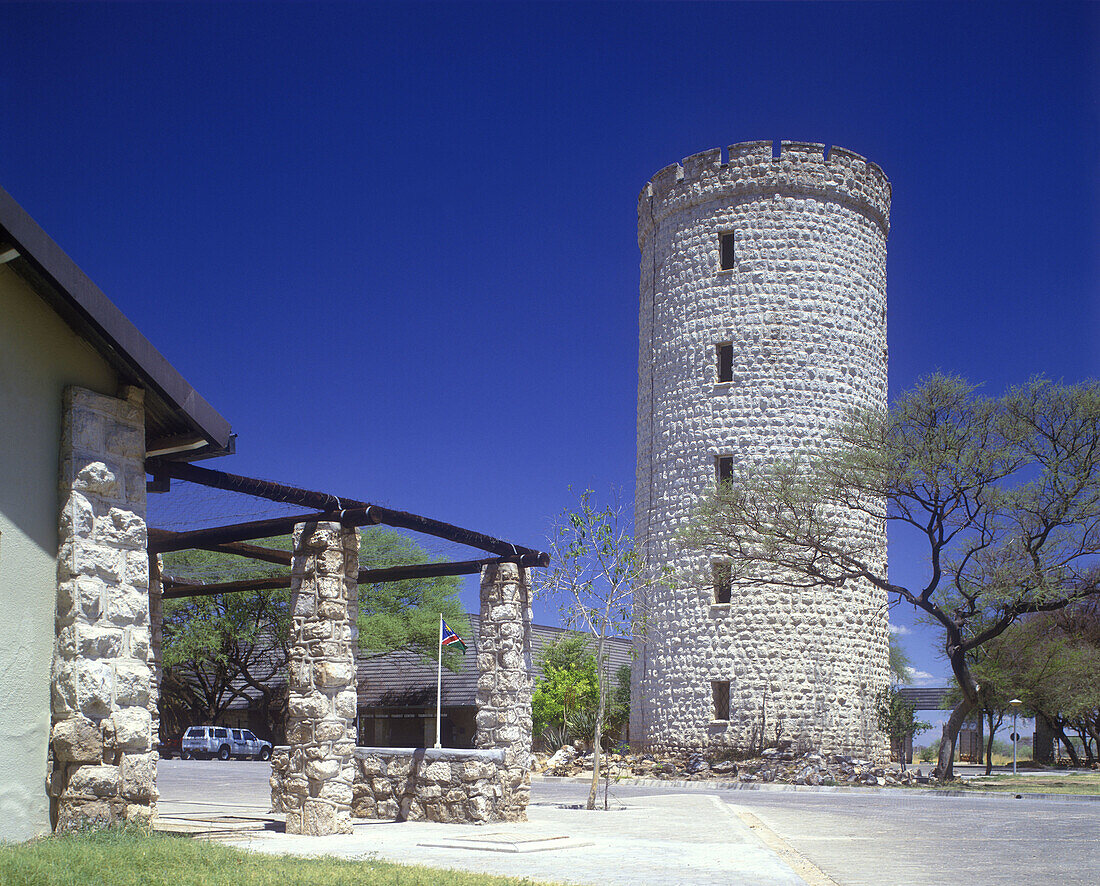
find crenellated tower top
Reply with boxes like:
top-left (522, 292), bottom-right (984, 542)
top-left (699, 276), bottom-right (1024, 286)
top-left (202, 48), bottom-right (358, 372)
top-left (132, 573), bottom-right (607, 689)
top-left (638, 141), bottom-right (891, 247)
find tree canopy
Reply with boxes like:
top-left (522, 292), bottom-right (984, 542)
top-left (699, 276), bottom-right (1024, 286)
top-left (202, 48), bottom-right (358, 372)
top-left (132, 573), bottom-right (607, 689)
top-left (971, 599), bottom-right (1100, 765)
top-left (532, 633), bottom-right (599, 746)
top-left (356, 529), bottom-right (468, 669)
top-left (686, 375), bottom-right (1100, 778)
top-left (531, 632), bottom-right (631, 751)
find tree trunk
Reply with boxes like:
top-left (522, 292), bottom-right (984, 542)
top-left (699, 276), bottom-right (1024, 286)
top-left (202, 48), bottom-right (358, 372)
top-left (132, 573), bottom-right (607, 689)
top-left (935, 644), bottom-right (978, 780)
top-left (1084, 718), bottom-right (1100, 763)
top-left (1076, 723), bottom-right (1095, 765)
top-left (587, 634), bottom-right (608, 811)
top-left (934, 696), bottom-right (975, 780)
top-left (1052, 720), bottom-right (1082, 766)
top-left (984, 711), bottom-right (996, 776)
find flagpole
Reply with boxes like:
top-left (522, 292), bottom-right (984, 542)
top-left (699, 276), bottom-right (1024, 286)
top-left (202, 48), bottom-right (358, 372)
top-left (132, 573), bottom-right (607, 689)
top-left (435, 613), bottom-right (443, 748)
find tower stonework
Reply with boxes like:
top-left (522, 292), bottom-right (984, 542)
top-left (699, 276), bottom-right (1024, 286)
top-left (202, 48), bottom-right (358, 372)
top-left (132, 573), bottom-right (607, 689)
top-left (633, 141), bottom-right (891, 757)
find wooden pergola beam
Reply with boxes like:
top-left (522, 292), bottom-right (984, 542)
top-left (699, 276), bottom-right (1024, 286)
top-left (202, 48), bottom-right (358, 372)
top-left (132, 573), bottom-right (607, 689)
top-left (145, 532), bottom-right (294, 566)
top-left (160, 551), bottom-right (550, 600)
top-left (145, 461), bottom-right (544, 558)
top-left (147, 512), bottom-right (355, 554)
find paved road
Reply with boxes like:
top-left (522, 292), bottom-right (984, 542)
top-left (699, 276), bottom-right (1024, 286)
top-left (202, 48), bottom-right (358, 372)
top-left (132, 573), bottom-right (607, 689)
top-left (536, 780), bottom-right (1100, 886)
top-left (157, 761), bottom-right (1100, 885)
top-left (159, 758), bottom-right (272, 814)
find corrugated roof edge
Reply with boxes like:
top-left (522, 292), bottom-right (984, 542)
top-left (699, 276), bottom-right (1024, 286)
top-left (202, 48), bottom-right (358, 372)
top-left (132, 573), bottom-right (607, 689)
top-left (0, 184), bottom-right (232, 456)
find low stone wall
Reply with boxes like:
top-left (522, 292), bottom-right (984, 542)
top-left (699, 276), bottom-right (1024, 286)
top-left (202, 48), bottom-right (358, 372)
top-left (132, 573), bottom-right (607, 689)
top-left (272, 746), bottom-right (507, 824)
top-left (271, 560), bottom-right (534, 830)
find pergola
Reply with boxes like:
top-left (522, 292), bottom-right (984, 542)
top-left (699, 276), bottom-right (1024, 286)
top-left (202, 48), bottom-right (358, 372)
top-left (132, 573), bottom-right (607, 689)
top-left (145, 459), bottom-right (549, 597)
top-left (146, 459), bottom-right (547, 832)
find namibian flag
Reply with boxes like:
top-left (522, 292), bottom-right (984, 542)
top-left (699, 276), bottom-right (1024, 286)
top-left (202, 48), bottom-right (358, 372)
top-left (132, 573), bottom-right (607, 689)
top-left (441, 619), bottom-right (467, 654)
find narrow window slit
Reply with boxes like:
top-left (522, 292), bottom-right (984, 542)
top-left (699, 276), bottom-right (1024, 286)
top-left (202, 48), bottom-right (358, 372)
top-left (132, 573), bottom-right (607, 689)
top-left (713, 680), bottom-right (730, 720)
top-left (716, 455), bottom-right (733, 485)
top-left (717, 342), bottom-right (733, 382)
top-left (719, 232), bottom-right (736, 271)
top-left (713, 563), bottom-right (731, 605)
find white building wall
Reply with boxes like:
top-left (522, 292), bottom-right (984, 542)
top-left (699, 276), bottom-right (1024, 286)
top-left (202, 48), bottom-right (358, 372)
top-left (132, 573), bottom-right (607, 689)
top-left (633, 141), bottom-right (891, 756)
top-left (0, 265), bottom-right (117, 840)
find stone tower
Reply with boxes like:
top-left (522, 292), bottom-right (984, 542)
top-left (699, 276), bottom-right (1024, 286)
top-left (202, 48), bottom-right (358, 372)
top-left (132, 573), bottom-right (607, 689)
top-left (632, 141), bottom-right (891, 756)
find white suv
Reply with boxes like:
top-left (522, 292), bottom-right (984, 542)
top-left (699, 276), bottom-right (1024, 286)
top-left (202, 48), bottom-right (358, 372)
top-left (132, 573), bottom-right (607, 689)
top-left (180, 725), bottom-right (273, 761)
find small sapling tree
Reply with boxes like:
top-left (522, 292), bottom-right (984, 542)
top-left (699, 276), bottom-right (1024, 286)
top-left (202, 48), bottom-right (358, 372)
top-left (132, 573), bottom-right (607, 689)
top-left (536, 488), bottom-right (659, 809)
top-left (874, 687), bottom-right (930, 770)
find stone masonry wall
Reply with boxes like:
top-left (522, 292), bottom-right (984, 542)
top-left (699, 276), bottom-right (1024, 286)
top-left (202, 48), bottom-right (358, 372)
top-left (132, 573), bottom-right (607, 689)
top-left (634, 142), bottom-right (891, 757)
top-left (50, 385), bottom-right (156, 830)
top-left (281, 521), bottom-right (359, 836)
top-left (350, 748), bottom-right (506, 823)
top-left (273, 747), bottom-right (507, 823)
top-left (148, 556), bottom-right (162, 767)
top-left (474, 562), bottom-right (533, 821)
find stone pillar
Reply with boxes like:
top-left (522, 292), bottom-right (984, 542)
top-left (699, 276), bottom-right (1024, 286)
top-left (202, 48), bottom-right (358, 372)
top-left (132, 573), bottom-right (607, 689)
top-left (474, 562), bottom-right (533, 822)
top-left (148, 556), bottom-right (163, 761)
top-left (50, 386), bottom-right (156, 830)
top-left (283, 522), bottom-right (359, 836)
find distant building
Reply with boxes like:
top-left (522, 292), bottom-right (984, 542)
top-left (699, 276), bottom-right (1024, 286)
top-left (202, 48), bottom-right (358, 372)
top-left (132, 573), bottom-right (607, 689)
top-left (220, 614), bottom-right (632, 749)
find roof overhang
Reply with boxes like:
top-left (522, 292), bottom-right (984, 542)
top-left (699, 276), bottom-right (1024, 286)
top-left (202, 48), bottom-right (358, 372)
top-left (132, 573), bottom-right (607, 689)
top-left (0, 185), bottom-right (232, 460)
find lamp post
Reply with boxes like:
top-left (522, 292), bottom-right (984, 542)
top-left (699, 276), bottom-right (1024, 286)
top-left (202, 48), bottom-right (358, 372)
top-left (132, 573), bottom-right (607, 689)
top-left (1010, 698), bottom-right (1023, 774)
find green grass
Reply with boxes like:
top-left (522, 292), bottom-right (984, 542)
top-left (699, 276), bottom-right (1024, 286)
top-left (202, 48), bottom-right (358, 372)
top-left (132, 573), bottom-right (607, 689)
top-left (961, 772), bottom-right (1100, 796)
top-left (0, 827), bottom-right (560, 886)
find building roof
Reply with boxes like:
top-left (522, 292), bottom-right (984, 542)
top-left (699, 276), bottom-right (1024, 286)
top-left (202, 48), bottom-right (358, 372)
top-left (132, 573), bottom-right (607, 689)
top-left (896, 686), bottom-right (952, 711)
top-left (357, 615), bottom-right (633, 709)
top-left (0, 185), bottom-right (232, 459)
top-left (219, 615), bottom-right (634, 712)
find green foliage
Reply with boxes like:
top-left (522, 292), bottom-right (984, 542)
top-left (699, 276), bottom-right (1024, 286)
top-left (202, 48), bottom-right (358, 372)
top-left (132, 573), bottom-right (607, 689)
top-left (532, 636), bottom-right (632, 750)
top-left (357, 528), bottom-right (468, 672)
top-left (971, 599), bottom-right (1100, 763)
top-left (604, 663), bottom-right (633, 739)
top-left (160, 528), bottom-right (467, 740)
top-left (161, 537), bottom-right (292, 736)
top-left (874, 686), bottom-right (931, 766)
top-left (532, 635), bottom-right (599, 743)
top-left (888, 634), bottom-right (912, 685)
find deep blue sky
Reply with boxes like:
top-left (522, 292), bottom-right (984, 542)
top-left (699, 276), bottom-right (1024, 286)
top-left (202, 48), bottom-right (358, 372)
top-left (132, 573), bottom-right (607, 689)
top-left (2, 2), bottom-right (1097, 699)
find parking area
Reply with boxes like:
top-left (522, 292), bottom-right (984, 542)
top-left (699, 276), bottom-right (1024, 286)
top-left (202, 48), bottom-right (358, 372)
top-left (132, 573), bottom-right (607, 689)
top-left (158, 759), bottom-right (273, 820)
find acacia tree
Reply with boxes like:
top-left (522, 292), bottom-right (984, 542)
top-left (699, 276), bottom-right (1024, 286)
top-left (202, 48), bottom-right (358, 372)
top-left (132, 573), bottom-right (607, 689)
top-left (943, 673), bottom-right (1014, 775)
top-left (536, 488), bottom-right (660, 810)
top-left (161, 541), bottom-right (290, 739)
top-left (686, 376), bottom-right (1100, 779)
top-left (974, 600), bottom-right (1100, 765)
top-left (356, 529), bottom-right (469, 671)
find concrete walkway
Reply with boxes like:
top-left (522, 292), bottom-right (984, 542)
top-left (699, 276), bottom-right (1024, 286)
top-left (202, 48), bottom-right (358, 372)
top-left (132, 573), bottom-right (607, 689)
top-left (168, 792), bottom-right (807, 886)
top-left (154, 762), bottom-right (1099, 885)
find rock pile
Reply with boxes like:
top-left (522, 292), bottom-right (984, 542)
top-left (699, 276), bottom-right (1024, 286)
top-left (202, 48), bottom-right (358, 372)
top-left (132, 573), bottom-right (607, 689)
top-left (534, 746), bottom-right (935, 788)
